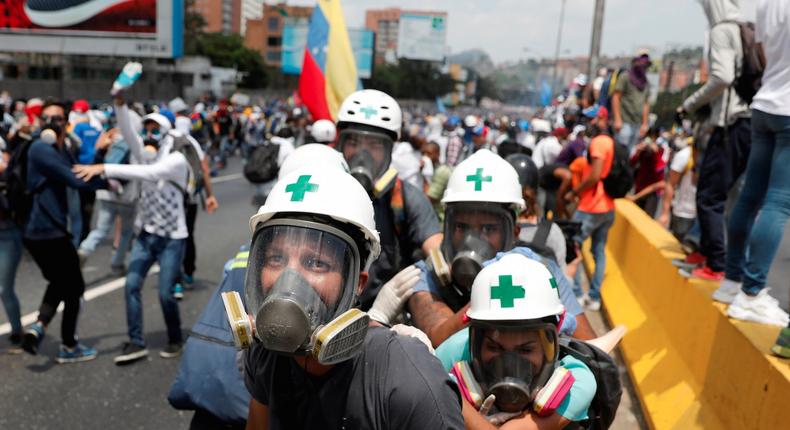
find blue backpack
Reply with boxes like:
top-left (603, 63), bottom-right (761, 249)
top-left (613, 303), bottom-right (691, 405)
top-left (168, 248), bottom-right (251, 424)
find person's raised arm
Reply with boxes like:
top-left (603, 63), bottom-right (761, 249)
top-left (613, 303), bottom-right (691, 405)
top-left (113, 96), bottom-right (144, 162)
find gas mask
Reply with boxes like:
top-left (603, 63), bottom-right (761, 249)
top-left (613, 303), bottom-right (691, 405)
top-left (470, 324), bottom-right (559, 414)
top-left (441, 203), bottom-right (515, 293)
top-left (40, 114), bottom-right (66, 141)
top-left (223, 219), bottom-right (370, 365)
top-left (338, 128), bottom-right (394, 196)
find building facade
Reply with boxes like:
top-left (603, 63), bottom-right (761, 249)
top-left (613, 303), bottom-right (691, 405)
top-left (241, 0), bottom-right (264, 35)
top-left (194, 0), bottom-right (242, 34)
top-left (244, 2), bottom-right (313, 67)
top-left (364, 8), bottom-right (447, 64)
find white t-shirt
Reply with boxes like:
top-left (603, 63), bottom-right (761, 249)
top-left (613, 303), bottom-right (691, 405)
top-left (751, 0), bottom-right (790, 116)
top-left (532, 136), bottom-right (562, 169)
top-left (669, 147), bottom-right (696, 219)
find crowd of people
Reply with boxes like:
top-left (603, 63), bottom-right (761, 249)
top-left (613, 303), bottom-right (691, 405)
top-left (1, 0), bottom-right (788, 427)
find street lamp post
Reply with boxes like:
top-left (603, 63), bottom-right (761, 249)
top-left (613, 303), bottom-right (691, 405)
top-left (588, 0), bottom-right (606, 79)
top-left (551, 0), bottom-right (567, 98)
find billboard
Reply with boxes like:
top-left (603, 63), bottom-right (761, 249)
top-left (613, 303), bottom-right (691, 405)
top-left (0, 0), bottom-right (183, 58)
top-left (281, 23), bottom-right (374, 79)
top-left (396, 13), bottom-right (447, 62)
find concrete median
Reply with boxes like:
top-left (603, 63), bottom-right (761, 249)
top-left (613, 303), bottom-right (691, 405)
top-left (581, 199), bottom-right (790, 429)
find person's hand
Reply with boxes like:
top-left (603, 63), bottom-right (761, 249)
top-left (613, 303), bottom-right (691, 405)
top-left (390, 324), bottom-right (434, 354)
top-left (367, 265), bottom-right (421, 325)
top-left (639, 123), bottom-right (649, 138)
top-left (205, 195), bottom-right (219, 214)
top-left (95, 129), bottom-right (115, 151)
top-left (563, 190), bottom-right (577, 203)
top-left (613, 117), bottom-right (623, 133)
top-left (658, 212), bottom-right (670, 228)
top-left (72, 164), bottom-right (105, 181)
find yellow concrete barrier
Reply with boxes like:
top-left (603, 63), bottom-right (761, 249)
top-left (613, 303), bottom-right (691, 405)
top-left (581, 200), bottom-right (790, 430)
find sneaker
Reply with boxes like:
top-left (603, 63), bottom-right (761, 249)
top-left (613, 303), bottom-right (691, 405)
top-left (160, 342), bottom-right (183, 359)
top-left (173, 284), bottom-right (184, 300)
top-left (55, 343), bottom-right (97, 364)
top-left (727, 290), bottom-right (790, 327)
top-left (182, 274), bottom-right (195, 290)
top-left (712, 279), bottom-right (742, 304)
top-left (672, 251), bottom-right (706, 271)
top-left (110, 264), bottom-right (126, 276)
top-left (576, 293), bottom-right (590, 308)
top-left (7, 333), bottom-right (24, 355)
top-left (22, 322), bottom-right (45, 355)
top-left (586, 298), bottom-right (602, 312)
top-left (771, 327), bottom-right (790, 359)
top-left (77, 249), bottom-right (88, 269)
top-left (680, 265), bottom-right (724, 281)
top-left (114, 342), bottom-right (149, 365)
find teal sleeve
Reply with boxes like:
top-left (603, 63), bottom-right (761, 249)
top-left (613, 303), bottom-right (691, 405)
top-left (554, 355), bottom-right (597, 421)
top-left (435, 328), bottom-right (472, 372)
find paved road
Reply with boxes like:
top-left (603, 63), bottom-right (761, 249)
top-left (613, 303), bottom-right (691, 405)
top-left (0, 158), bottom-right (254, 429)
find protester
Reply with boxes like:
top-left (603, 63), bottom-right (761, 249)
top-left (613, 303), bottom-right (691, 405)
top-left (612, 53), bottom-right (652, 152)
top-left (0, 135), bottom-right (23, 352)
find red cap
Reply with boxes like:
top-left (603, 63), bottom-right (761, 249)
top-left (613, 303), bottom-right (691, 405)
top-left (597, 106), bottom-right (609, 121)
top-left (72, 99), bottom-right (90, 114)
top-left (551, 127), bottom-right (569, 139)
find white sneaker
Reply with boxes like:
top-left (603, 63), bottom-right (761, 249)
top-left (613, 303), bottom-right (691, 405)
top-left (586, 298), bottom-right (602, 312)
top-left (727, 289), bottom-right (790, 327)
top-left (712, 279), bottom-right (742, 304)
top-left (577, 293), bottom-right (590, 308)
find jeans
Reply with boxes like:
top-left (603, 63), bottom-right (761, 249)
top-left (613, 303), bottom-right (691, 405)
top-left (182, 203), bottom-right (198, 278)
top-left (696, 118), bottom-right (751, 272)
top-left (217, 136), bottom-right (232, 165)
top-left (725, 110), bottom-right (790, 295)
top-left (24, 236), bottom-right (86, 347)
top-left (79, 200), bottom-right (136, 268)
top-left (0, 226), bottom-right (23, 335)
top-left (67, 187), bottom-right (82, 248)
top-left (572, 210), bottom-right (615, 300)
top-left (617, 123), bottom-right (641, 153)
top-left (125, 231), bottom-right (185, 347)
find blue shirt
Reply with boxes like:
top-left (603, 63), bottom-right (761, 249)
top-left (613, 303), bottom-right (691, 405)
top-left (73, 121), bottom-right (101, 164)
top-left (436, 329), bottom-right (596, 421)
top-left (413, 246), bottom-right (582, 335)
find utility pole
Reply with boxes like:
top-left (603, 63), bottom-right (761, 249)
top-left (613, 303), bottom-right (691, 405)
top-left (588, 0), bottom-right (606, 78)
top-left (550, 0), bottom-right (567, 98)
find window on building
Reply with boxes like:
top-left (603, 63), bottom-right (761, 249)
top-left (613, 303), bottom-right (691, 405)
top-left (268, 17), bottom-right (279, 30)
top-left (267, 36), bottom-right (282, 47)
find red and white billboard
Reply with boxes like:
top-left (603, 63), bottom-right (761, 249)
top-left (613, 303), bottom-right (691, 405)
top-left (0, 0), bottom-right (182, 58)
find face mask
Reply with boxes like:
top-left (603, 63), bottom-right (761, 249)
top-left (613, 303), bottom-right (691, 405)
top-left (348, 150), bottom-right (375, 196)
top-left (482, 352), bottom-right (535, 413)
top-left (141, 145), bottom-right (158, 162)
top-left (141, 128), bottom-right (162, 148)
top-left (451, 233), bottom-right (496, 291)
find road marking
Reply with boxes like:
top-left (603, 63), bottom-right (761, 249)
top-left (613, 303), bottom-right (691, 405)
top-left (0, 266), bottom-right (160, 336)
top-left (212, 173), bottom-right (244, 184)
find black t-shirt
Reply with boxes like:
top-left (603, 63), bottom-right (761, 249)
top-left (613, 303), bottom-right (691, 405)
top-left (244, 327), bottom-right (464, 430)
top-left (216, 113), bottom-right (232, 136)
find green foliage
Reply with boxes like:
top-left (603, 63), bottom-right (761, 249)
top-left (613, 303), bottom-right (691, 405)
top-left (184, 0), bottom-right (207, 55)
top-left (190, 32), bottom-right (268, 89)
top-left (366, 59), bottom-right (455, 100)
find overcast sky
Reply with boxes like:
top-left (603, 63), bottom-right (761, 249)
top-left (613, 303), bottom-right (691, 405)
top-left (277, 0), bottom-right (758, 63)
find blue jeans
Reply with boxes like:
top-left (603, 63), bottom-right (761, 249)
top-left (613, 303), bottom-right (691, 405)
top-left (725, 110), bottom-right (790, 295)
top-left (572, 210), bottom-right (615, 300)
top-left (616, 123), bottom-right (641, 154)
top-left (67, 187), bottom-right (82, 248)
top-left (125, 231), bottom-right (185, 346)
top-left (0, 226), bottom-right (23, 335)
top-left (79, 200), bottom-right (136, 267)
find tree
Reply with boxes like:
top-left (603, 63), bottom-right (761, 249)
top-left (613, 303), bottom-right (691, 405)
top-left (184, 0), bottom-right (207, 55)
top-left (367, 59), bottom-right (455, 100)
top-left (191, 32), bottom-right (268, 89)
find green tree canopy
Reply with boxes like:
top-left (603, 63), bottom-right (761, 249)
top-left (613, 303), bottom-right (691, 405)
top-left (189, 32), bottom-right (268, 89)
top-left (366, 59), bottom-right (455, 100)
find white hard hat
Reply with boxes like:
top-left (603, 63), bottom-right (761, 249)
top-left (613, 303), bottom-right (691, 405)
top-left (168, 97), bottom-right (188, 114)
top-left (530, 118), bottom-right (551, 134)
top-left (441, 149), bottom-right (525, 214)
top-left (141, 112), bottom-right (172, 133)
top-left (337, 89), bottom-right (402, 140)
top-left (466, 253), bottom-right (564, 322)
top-left (278, 144), bottom-right (349, 180)
top-left (310, 119), bottom-right (337, 143)
top-left (464, 115), bottom-right (479, 128)
top-left (250, 167), bottom-right (380, 270)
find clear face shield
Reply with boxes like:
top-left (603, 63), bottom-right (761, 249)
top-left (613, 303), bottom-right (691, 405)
top-left (337, 129), bottom-right (394, 195)
top-left (470, 323), bottom-right (559, 413)
top-left (442, 203), bottom-right (515, 291)
top-left (239, 219), bottom-right (369, 364)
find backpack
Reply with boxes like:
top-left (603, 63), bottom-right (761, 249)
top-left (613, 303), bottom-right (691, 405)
top-left (601, 141), bottom-right (633, 199)
top-left (724, 21), bottom-right (765, 104)
top-left (243, 143), bottom-right (280, 184)
top-left (170, 133), bottom-right (204, 196)
top-left (1, 138), bottom-right (35, 227)
top-left (523, 219), bottom-right (560, 263)
top-left (559, 337), bottom-right (623, 430)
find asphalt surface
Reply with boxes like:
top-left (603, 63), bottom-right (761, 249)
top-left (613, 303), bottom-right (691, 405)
top-left (0, 158), bottom-right (254, 429)
top-left (1, 154), bottom-right (788, 429)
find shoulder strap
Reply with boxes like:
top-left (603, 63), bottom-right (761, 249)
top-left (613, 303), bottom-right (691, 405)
top-left (532, 219), bottom-right (553, 249)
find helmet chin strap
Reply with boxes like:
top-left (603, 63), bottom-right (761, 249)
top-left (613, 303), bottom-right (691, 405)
top-left (373, 167), bottom-right (399, 198)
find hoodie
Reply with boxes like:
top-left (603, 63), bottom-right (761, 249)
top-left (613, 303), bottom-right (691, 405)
top-left (682, 0), bottom-right (750, 128)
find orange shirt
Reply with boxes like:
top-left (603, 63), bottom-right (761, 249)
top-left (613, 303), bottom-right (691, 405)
top-left (577, 135), bottom-right (615, 214)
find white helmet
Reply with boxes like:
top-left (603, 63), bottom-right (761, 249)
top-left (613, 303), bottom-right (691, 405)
top-left (336, 89), bottom-right (402, 140)
top-left (141, 112), bottom-right (172, 133)
top-left (441, 149), bottom-right (525, 214)
top-left (278, 144), bottom-right (349, 181)
top-left (250, 167), bottom-right (380, 270)
top-left (168, 97), bottom-right (188, 114)
top-left (466, 253), bottom-right (564, 322)
top-left (464, 115), bottom-right (479, 128)
top-left (310, 119), bottom-right (337, 143)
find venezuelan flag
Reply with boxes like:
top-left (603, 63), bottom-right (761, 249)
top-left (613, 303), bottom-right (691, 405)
top-left (298, 0), bottom-right (358, 121)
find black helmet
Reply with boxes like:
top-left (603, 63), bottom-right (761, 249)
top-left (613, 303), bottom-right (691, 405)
top-left (505, 154), bottom-right (539, 191)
